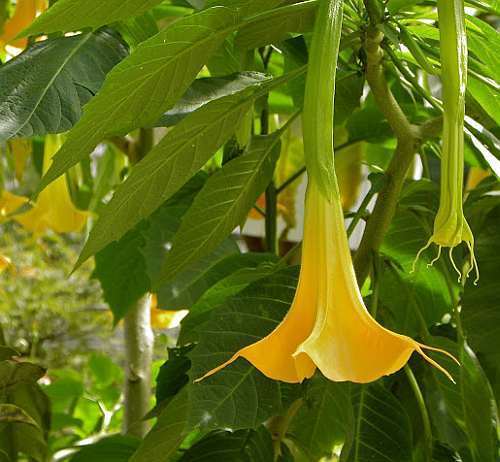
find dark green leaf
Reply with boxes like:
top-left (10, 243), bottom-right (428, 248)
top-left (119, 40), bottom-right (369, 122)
top-left (155, 72), bottom-right (269, 127)
top-left (93, 223), bottom-right (150, 322)
top-left (178, 427), bottom-right (274, 462)
top-left (425, 339), bottom-right (498, 462)
top-left (0, 30), bottom-right (127, 141)
top-left (159, 133), bottom-right (282, 284)
top-left (288, 377), bottom-right (352, 461)
top-left (70, 435), bottom-right (141, 462)
top-left (0, 404), bottom-right (39, 427)
top-left (342, 384), bottom-right (413, 462)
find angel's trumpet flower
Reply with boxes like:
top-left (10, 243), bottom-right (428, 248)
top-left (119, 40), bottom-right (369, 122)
top-left (15, 135), bottom-right (88, 234)
top-left (414, 0), bottom-right (478, 282)
top-left (197, 179), bottom-right (457, 383)
top-left (0, 0), bottom-right (44, 51)
top-left (197, 0), bottom-right (456, 385)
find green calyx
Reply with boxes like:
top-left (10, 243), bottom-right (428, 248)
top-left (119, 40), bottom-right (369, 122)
top-left (302, 0), bottom-right (344, 203)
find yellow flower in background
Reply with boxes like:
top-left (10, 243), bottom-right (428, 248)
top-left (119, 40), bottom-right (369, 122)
top-left (0, 255), bottom-right (12, 274)
top-left (0, 0), bottom-right (46, 51)
top-left (14, 135), bottom-right (88, 234)
top-left (198, 180), bottom-right (457, 384)
top-left (0, 190), bottom-right (28, 219)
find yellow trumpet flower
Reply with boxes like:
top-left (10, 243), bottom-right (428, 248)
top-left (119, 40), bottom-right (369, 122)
top-left (198, 180), bottom-right (457, 384)
top-left (0, 0), bottom-right (43, 51)
top-left (14, 135), bottom-right (88, 234)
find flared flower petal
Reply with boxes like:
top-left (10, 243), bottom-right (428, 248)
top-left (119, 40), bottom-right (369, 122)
top-left (0, 191), bottom-right (29, 219)
top-left (198, 181), bottom-right (456, 384)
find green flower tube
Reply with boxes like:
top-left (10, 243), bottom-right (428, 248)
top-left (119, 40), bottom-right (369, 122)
top-left (414, 0), bottom-right (478, 282)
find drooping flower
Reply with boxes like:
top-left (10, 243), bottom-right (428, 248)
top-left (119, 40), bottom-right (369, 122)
top-left (414, 0), bottom-right (478, 282)
top-left (14, 135), bottom-right (88, 234)
top-left (0, 190), bottom-right (29, 219)
top-left (197, 179), bottom-right (457, 383)
top-left (197, 0), bottom-right (456, 385)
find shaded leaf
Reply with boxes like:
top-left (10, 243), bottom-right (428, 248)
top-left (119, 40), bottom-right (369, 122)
top-left (69, 435), bottom-right (140, 462)
top-left (178, 427), bottom-right (274, 462)
top-left (342, 384), bottom-right (413, 462)
top-left (0, 30), bottom-right (127, 142)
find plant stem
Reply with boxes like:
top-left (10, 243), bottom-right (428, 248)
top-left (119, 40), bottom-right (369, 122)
top-left (260, 47), bottom-right (279, 255)
top-left (404, 365), bottom-right (433, 462)
top-left (122, 128), bottom-right (154, 438)
top-left (123, 293), bottom-right (154, 438)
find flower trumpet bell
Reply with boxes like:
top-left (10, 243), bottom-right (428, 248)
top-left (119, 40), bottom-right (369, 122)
top-left (14, 135), bottom-right (88, 234)
top-left (197, 180), bottom-right (457, 384)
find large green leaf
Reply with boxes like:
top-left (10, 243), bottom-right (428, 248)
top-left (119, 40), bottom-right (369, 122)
top-left (38, 7), bottom-right (239, 194)
top-left (178, 428), bottom-right (274, 462)
top-left (22, 0), bottom-right (166, 36)
top-left (159, 133), bottom-right (282, 284)
top-left (342, 384), bottom-right (413, 462)
top-left (75, 72), bottom-right (299, 268)
top-left (69, 435), bottom-right (140, 462)
top-left (287, 377), bottom-right (352, 461)
top-left (178, 257), bottom-right (278, 343)
top-left (131, 389), bottom-right (191, 462)
top-left (234, 1), bottom-right (316, 50)
top-left (158, 252), bottom-right (276, 310)
top-left (425, 339), bottom-right (498, 462)
top-left (0, 30), bottom-right (127, 142)
top-left (462, 205), bottom-right (500, 404)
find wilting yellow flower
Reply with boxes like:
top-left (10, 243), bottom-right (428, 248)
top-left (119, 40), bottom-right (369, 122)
top-left (198, 180), bottom-right (456, 384)
top-left (14, 135), bottom-right (88, 234)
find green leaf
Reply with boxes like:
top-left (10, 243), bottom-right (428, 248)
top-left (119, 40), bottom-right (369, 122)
top-left (178, 427), bottom-right (274, 462)
top-left (187, 267), bottom-right (299, 429)
top-left (155, 72), bottom-right (269, 127)
top-left (379, 182), bottom-right (454, 336)
top-left (178, 256), bottom-right (278, 343)
top-left (205, 0), bottom-right (283, 17)
top-left (131, 389), bottom-right (191, 462)
top-left (22, 0), bottom-right (165, 36)
top-left (69, 435), bottom-right (141, 462)
top-left (462, 205), bottom-right (500, 404)
top-left (235, 1), bottom-right (316, 50)
top-left (154, 346), bottom-right (192, 410)
top-left (93, 223), bottom-right (150, 322)
top-left (0, 30), bottom-right (127, 142)
top-left (159, 133), bottom-right (282, 284)
top-left (76, 73), bottom-right (292, 268)
top-left (0, 404), bottom-right (39, 427)
top-left (38, 7), bottom-right (239, 194)
top-left (158, 252), bottom-right (276, 310)
top-left (425, 339), bottom-right (499, 462)
top-left (288, 377), bottom-right (352, 461)
top-left (342, 384), bottom-right (413, 462)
